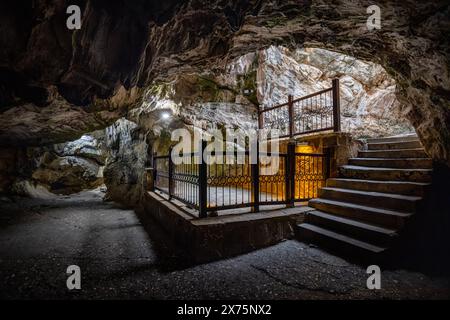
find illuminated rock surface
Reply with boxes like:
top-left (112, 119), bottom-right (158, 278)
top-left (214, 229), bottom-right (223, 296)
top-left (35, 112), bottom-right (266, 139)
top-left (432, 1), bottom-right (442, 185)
top-left (0, 0), bottom-right (449, 164)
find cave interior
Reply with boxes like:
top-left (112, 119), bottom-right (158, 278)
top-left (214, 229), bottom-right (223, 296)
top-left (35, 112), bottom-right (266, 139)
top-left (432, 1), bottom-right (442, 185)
top-left (0, 0), bottom-right (449, 300)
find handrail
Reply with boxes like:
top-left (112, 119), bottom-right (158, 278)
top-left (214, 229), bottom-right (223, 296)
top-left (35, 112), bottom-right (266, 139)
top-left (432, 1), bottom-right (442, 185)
top-left (258, 101), bottom-right (289, 114)
top-left (292, 87), bottom-right (332, 103)
top-left (259, 87), bottom-right (332, 114)
top-left (258, 78), bottom-right (341, 137)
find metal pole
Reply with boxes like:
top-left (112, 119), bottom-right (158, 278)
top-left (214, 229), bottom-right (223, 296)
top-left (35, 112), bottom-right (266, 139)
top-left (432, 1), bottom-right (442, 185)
top-left (258, 105), bottom-right (263, 130)
top-left (198, 140), bottom-right (208, 218)
top-left (332, 78), bottom-right (341, 132)
top-left (324, 147), bottom-right (331, 181)
top-left (288, 95), bottom-right (294, 138)
top-left (286, 142), bottom-right (295, 208)
top-left (151, 152), bottom-right (157, 192)
top-left (251, 140), bottom-right (260, 212)
top-left (168, 147), bottom-right (173, 200)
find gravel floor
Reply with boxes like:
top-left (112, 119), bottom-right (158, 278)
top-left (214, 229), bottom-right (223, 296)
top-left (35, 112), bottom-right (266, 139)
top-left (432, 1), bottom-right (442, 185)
top-left (0, 189), bottom-right (449, 300)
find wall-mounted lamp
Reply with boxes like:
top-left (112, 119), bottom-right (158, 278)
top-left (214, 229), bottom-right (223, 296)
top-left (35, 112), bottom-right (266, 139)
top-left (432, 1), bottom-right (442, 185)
top-left (243, 89), bottom-right (254, 96)
top-left (161, 112), bottom-right (171, 120)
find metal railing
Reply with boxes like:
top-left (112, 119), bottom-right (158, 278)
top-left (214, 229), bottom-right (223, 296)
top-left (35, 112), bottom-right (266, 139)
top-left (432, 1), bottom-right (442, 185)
top-left (150, 142), bottom-right (329, 218)
top-left (154, 152), bottom-right (200, 209)
top-left (148, 82), bottom-right (339, 218)
top-left (258, 78), bottom-right (341, 138)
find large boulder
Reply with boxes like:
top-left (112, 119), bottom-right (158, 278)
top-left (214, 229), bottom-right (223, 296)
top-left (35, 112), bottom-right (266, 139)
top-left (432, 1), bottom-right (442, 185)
top-left (31, 153), bottom-right (103, 195)
top-left (103, 118), bottom-right (148, 207)
top-left (0, 132), bottom-right (107, 196)
top-left (53, 132), bottom-right (107, 165)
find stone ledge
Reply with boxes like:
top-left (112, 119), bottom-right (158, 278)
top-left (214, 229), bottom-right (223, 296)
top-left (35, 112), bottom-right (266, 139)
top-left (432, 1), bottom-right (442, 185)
top-left (142, 191), bottom-right (313, 263)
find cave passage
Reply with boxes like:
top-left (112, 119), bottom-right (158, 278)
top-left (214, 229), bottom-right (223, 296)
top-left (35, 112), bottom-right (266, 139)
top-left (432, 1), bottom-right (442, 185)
top-left (0, 189), bottom-right (449, 299)
top-left (1, 0), bottom-right (449, 302)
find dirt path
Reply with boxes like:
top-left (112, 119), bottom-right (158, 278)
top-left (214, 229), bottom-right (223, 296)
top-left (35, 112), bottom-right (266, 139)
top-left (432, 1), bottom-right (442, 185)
top-left (0, 189), bottom-right (448, 299)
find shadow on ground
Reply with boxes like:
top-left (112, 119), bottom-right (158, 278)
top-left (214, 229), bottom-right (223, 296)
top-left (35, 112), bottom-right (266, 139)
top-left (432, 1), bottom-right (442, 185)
top-left (0, 188), bottom-right (449, 299)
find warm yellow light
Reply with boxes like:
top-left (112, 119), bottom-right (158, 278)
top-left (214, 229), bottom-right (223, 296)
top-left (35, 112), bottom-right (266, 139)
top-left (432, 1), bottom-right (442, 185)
top-left (294, 143), bottom-right (324, 200)
top-left (296, 144), bottom-right (315, 153)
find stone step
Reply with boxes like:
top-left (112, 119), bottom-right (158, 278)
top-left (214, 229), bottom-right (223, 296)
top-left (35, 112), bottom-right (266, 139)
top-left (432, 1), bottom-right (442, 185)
top-left (368, 140), bottom-right (422, 150)
top-left (296, 223), bottom-right (387, 255)
top-left (348, 158), bottom-right (432, 169)
top-left (339, 165), bottom-right (432, 183)
top-left (358, 148), bottom-right (428, 159)
top-left (306, 210), bottom-right (397, 246)
top-left (326, 178), bottom-right (429, 196)
top-left (319, 187), bottom-right (421, 212)
top-left (366, 134), bottom-right (418, 144)
top-left (308, 198), bottom-right (411, 228)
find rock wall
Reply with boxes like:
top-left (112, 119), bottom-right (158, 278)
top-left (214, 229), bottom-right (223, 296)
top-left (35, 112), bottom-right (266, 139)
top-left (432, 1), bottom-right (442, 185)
top-left (136, 45), bottom-right (412, 146)
top-left (0, 1), bottom-right (449, 170)
top-left (29, 133), bottom-right (106, 195)
top-left (0, 148), bottom-right (20, 194)
top-left (0, 132), bottom-right (106, 197)
top-left (258, 46), bottom-right (413, 137)
top-left (103, 118), bottom-right (148, 207)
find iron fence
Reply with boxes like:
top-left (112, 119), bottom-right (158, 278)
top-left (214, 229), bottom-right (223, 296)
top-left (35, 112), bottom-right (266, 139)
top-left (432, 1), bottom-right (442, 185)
top-left (150, 143), bottom-right (329, 218)
top-left (149, 81), bottom-right (340, 218)
top-left (294, 152), bottom-right (328, 201)
top-left (259, 78), bottom-right (340, 137)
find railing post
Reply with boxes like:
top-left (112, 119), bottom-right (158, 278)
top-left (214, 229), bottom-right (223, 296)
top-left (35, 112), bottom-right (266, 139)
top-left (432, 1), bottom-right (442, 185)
top-left (332, 78), bottom-right (341, 132)
top-left (198, 140), bottom-right (208, 218)
top-left (286, 141), bottom-right (296, 208)
top-left (288, 94), bottom-right (294, 138)
top-left (258, 110), bottom-right (263, 130)
top-left (324, 147), bottom-right (331, 180)
top-left (152, 152), bottom-right (157, 192)
top-left (168, 147), bottom-right (173, 200)
top-left (251, 140), bottom-right (260, 212)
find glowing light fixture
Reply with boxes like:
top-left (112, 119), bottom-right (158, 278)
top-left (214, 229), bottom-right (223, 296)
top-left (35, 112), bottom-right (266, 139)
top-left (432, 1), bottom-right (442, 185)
top-left (161, 112), bottom-right (171, 120)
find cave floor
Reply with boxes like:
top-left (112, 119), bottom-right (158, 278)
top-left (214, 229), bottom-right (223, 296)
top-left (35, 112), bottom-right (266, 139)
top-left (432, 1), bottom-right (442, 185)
top-left (0, 189), bottom-right (449, 300)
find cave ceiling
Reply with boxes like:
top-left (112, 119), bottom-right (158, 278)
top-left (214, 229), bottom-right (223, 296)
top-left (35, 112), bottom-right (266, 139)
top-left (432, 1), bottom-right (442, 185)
top-left (0, 0), bottom-right (449, 164)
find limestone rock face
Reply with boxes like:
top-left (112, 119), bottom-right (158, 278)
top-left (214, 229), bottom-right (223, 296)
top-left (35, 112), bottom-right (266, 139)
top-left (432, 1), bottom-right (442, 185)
top-left (257, 46), bottom-right (413, 137)
top-left (31, 132), bottom-right (106, 195)
top-left (103, 118), bottom-right (148, 207)
top-left (137, 45), bottom-right (411, 148)
top-left (0, 87), bottom-right (123, 146)
top-left (53, 133), bottom-right (107, 165)
top-left (31, 154), bottom-right (103, 195)
top-left (0, 1), bottom-right (449, 166)
top-left (0, 133), bottom-right (106, 196)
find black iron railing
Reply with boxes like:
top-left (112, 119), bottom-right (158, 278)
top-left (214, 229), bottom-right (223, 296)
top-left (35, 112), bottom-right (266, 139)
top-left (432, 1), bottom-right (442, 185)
top-left (148, 81), bottom-right (339, 218)
top-left (154, 152), bottom-right (200, 209)
top-left (149, 142), bottom-right (329, 218)
top-left (154, 155), bottom-right (170, 194)
top-left (258, 78), bottom-right (341, 138)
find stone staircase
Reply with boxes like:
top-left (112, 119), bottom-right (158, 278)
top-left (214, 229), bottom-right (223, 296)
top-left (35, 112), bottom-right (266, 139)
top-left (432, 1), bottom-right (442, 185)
top-left (296, 134), bottom-right (432, 258)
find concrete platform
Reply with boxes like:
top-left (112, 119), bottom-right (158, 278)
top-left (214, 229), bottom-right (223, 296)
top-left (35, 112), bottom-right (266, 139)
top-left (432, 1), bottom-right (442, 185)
top-left (141, 191), bottom-right (314, 263)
